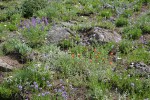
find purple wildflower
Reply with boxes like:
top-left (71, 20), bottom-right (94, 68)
top-left (33, 82), bottom-right (37, 85)
top-left (62, 91), bottom-right (68, 99)
top-left (58, 89), bottom-right (62, 93)
top-left (31, 17), bottom-right (36, 27)
top-left (140, 36), bottom-right (144, 44)
top-left (37, 18), bottom-right (41, 24)
top-left (34, 84), bottom-right (38, 89)
top-left (24, 20), bottom-right (30, 29)
top-left (42, 93), bottom-right (45, 96)
top-left (47, 84), bottom-right (52, 87)
top-left (61, 86), bottom-right (65, 90)
top-left (44, 17), bottom-right (49, 25)
top-left (45, 91), bottom-right (50, 95)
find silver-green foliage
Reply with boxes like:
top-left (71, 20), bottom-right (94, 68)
top-left (3, 39), bottom-right (32, 56)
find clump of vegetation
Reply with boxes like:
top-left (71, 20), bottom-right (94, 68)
top-left (2, 39), bottom-right (32, 62)
top-left (100, 9), bottom-right (112, 19)
top-left (118, 40), bottom-right (133, 54)
top-left (0, 86), bottom-right (12, 99)
top-left (133, 3), bottom-right (142, 12)
top-left (115, 17), bottom-right (128, 27)
top-left (140, 23), bottom-right (150, 34)
top-left (21, 0), bottom-right (48, 18)
top-left (125, 28), bottom-right (142, 40)
top-left (20, 17), bottom-right (49, 48)
top-left (58, 39), bottom-right (75, 50)
top-left (121, 9), bottom-right (133, 18)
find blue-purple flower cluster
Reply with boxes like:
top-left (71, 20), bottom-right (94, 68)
top-left (53, 79), bottom-right (77, 100)
top-left (18, 17), bottom-right (49, 30)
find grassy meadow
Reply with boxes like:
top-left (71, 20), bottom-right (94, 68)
top-left (0, 0), bottom-right (150, 100)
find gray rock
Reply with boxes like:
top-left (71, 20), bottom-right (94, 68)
top-left (46, 25), bottom-right (71, 44)
top-left (80, 27), bottom-right (122, 45)
top-left (0, 59), bottom-right (13, 72)
top-left (91, 27), bottom-right (122, 43)
top-left (129, 62), bottom-right (150, 73)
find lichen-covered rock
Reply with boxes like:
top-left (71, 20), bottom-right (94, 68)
top-left (47, 25), bottom-right (71, 44)
top-left (129, 62), bottom-right (150, 73)
top-left (79, 27), bottom-right (122, 45)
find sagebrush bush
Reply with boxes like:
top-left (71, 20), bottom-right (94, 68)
top-left (3, 39), bottom-right (32, 57)
top-left (21, 0), bottom-right (48, 18)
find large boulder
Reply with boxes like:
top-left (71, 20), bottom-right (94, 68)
top-left (46, 25), bottom-right (71, 44)
top-left (80, 27), bottom-right (122, 45)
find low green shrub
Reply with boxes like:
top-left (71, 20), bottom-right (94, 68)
top-left (109, 72), bottom-right (150, 99)
top-left (140, 23), bottom-right (150, 34)
top-left (119, 40), bottom-right (133, 54)
top-left (58, 39), bottom-right (75, 50)
top-left (21, 0), bottom-right (48, 18)
top-left (115, 17), bottom-right (128, 27)
top-left (100, 9), bottom-right (112, 19)
top-left (140, 0), bottom-right (149, 5)
top-left (0, 13), bottom-right (8, 21)
top-left (127, 28), bottom-right (142, 40)
top-left (121, 9), bottom-right (133, 18)
top-left (126, 48), bottom-right (150, 64)
top-left (0, 24), bottom-right (3, 33)
top-left (10, 13), bottom-right (22, 22)
top-left (6, 23), bottom-right (17, 31)
top-left (133, 3), bottom-right (142, 12)
top-left (0, 86), bottom-right (12, 99)
top-left (3, 39), bottom-right (32, 57)
top-left (22, 25), bottom-right (48, 48)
